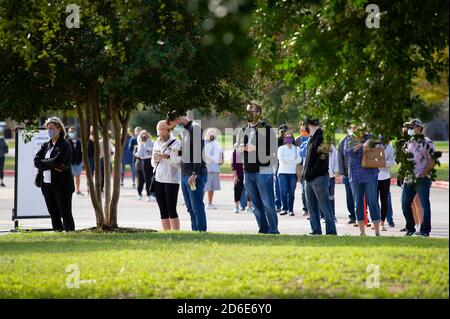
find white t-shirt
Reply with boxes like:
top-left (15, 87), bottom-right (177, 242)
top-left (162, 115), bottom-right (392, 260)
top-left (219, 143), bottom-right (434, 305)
top-left (43, 146), bottom-right (53, 184)
top-left (151, 138), bottom-right (182, 184)
top-left (277, 145), bottom-right (300, 174)
top-left (328, 144), bottom-right (339, 178)
top-left (204, 140), bottom-right (223, 173)
top-left (378, 143), bottom-right (396, 180)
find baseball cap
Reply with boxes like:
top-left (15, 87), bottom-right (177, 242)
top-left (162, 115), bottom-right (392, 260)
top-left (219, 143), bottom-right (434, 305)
top-left (408, 119), bottom-right (424, 128)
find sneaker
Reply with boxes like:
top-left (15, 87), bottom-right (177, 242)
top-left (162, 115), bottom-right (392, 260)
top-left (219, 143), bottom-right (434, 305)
top-left (76, 191), bottom-right (84, 196)
top-left (240, 207), bottom-right (246, 211)
top-left (400, 227), bottom-right (407, 232)
top-left (146, 196), bottom-right (152, 202)
top-left (371, 224), bottom-right (375, 230)
top-left (405, 231), bottom-right (415, 236)
top-left (246, 207), bottom-right (253, 213)
top-left (233, 207), bottom-right (239, 214)
top-left (389, 223), bottom-right (395, 228)
top-left (280, 211), bottom-right (288, 216)
top-left (207, 204), bottom-right (217, 209)
top-left (375, 233), bottom-right (381, 236)
top-left (348, 219), bottom-right (355, 224)
top-left (302, 210), bottom-right (309, 216)
top-left (381, 225), bottom-right (387, 231)
top-left (289, 212), bottom-right (295, 216)
top-left (276, 208), bottom-right (282, 213)
top-left (0, 183), bottom-right (6, 187)
top-left (120, 183), bottom-right (124, 186)
top-left (366, 223), bottom-right (372, 228)
top-left (137, 194), bottom-right (143, 200)
top-left (333, 217), bottom-right (338, 223)
top-left (360, 233), bottom-right (366, 236)
top-left (149, 195), bottom-right (157, 202)
top-left (415, 232), bottom-right (430, 237)
top-left (353, 223), bottom-right (359, 227)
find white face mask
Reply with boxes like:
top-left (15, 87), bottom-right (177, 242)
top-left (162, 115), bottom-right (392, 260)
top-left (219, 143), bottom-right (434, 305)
top-left (347, 129), bottom-right (353, 136)
top-left (407, 128), bottom-right (415, 136)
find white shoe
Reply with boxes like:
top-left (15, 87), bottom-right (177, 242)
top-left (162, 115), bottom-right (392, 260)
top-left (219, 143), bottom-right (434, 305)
top-left (146, 196), bottom-right (151, 202)
top-left (137, 195), bottom-right (143, 200)
top-left (233, 207), bottom-right (239, 213)
top-left (246, 207), bottom-right (254, 213)
top-left (381, 225), bottom-right (387, 231)
top-left (207, 204), bottom-right (217, 209)
top-left (149, 195), bottom-right (157, 202)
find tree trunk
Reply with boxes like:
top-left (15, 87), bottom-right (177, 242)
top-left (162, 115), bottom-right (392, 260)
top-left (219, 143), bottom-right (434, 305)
top-left (108, 107), bottom-right (128, 228)
top-left (76, 101), bottom-right (104, 227)
top-left (102, 109), bottom-right (112, 227)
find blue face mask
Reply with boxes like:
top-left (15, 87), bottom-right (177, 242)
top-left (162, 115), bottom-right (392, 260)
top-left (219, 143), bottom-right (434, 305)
top-left (173, 124), bottom-right (184, 136)
top-left (48, 129), bottom-right (58, 139)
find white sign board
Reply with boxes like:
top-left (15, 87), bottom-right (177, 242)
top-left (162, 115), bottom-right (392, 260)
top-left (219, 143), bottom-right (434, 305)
top-left (14, 129), bottom-right (50, 218)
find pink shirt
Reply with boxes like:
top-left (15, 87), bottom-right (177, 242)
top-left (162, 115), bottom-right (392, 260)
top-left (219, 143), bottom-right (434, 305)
top-left (407, 138), bottom-right (435, 177)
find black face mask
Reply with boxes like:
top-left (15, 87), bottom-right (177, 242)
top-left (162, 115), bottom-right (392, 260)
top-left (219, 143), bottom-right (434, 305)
top-left (209, 136), bottom-right (215, 141)
top-left (305, 125), bottom-right (310, 134)
top-left (247, 111), bottom-right (260, 123)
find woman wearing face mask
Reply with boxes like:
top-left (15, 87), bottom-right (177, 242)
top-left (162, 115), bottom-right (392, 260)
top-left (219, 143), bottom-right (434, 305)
top-left (277, 131), bottom-right (301, 216)
top-left (203, 128), bottom-right (224, 209)
top-left (34, 117), bottom-right (75, 232)
top-left (135, 130), bottom-right (155, 202)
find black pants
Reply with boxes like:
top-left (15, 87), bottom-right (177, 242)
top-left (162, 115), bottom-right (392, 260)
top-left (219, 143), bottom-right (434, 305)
top-left (155, 181), bottom-right (179, 219)
top-left (378, 178), bottom-right (391, 222)
top-left (41, 183), bottom-right (75, 231)
top-left (0, 156), bottom-right (4, 180)
top-left (234, 175), bottom-right (244, 202)
top-left (137, 170), bottom-right (145, 196)
top-left (142, 158), bottom-right (154, 196)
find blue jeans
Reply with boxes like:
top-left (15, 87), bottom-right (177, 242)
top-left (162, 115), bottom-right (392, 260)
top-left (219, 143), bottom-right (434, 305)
top-left (121, 162), bottom-right (136, 184)
top-left (278, 173), bottom-right (297, 212)
top-left (305, 175), bottom-right (337, 235)
top-left (351, 179), bottom-right (381, 223)
top-left (181, 175), bottom-right (207, 231)
top-left (343, 176), bottom-right (356, 220)
top-left (401, 177), bottom-right (432, 234)
top-left (244, 172), bottom-right (279, 234)
top-left (300, 178), bottom-right (308, 212)
top-left (320, 177), bottom-right (336, 218)
top-left (274, 173), bottom-right (282, 210)
top-left (386, 191), bottom-right (394, 225)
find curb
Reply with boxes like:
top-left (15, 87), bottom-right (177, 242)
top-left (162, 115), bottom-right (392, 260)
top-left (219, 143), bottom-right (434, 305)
top-left (4, 170), bottom-right (448, 189)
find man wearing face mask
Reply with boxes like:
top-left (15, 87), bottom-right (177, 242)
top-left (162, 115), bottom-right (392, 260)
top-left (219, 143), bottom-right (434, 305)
top-left (34, 117), bottom-right (75, 232)
top-left (302, 117), bottom-right (337, 235)
top-left (237, 101), bottom-right (279, 234)
top-left (166, 110), bottom-right (208, 232)
top-left (67, 127), bottom-right (84, 195)
top-left (401, 119), bottom-right (436, 237)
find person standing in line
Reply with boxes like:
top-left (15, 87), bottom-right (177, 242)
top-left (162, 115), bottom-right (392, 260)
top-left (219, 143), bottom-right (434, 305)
top-left (401, 119), bottom-right (436, 237)
top-left (295, 124), bottom-right (310, 217)
top-left (34, 117), bottom-right (75, 231)
top-left (231, 145), bottom-right (252, 213)
top-left (203, 128), bottom-right (223, 210)
top-left (302, 118), bottom-right (337, 235)
top-left (67, 127), bottom-right (84, 195)
top-left (237, 101), bottom-right (279, 234)
top-left (377, 137), bottom-right (396, 231)
top-left (135, 130), bottom-right (155, 202)
top-left (274, 124), bottom-right (288, 212)
top-left (320, 143), bottom-right (339, 222)
top-left (277, 130), bottom-right (301, 216)
top-left (121, 128), bottom-right (136, 187)
top-left (344, 130), bottom-right (381, 236)
top-left (152, 120), bottom-right (182, 231)
top-left (338, 125), bottom-right (357, 224)
top-left (0, 132), bottom-right (9, 187)
top-left (166, 111), bottom-right (208, 232)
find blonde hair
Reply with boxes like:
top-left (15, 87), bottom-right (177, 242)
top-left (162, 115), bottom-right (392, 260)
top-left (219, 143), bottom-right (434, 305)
top-left (44, 117), bottom-right (66, 138)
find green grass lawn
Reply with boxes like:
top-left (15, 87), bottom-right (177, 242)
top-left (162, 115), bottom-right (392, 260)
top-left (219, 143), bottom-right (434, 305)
top-left (0, 232), bottom-right (448, 298)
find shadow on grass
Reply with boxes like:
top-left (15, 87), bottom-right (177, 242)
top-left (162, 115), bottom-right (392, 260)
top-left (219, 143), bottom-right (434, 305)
top-left (0, 231), bottom-right (448, 254)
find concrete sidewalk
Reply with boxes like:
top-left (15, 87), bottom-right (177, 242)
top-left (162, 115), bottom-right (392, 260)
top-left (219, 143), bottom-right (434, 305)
top-left (0, 175), bottom-right (448, 237)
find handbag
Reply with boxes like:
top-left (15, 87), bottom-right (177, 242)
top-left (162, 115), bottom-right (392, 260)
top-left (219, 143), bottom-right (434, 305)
top-left (149, 139), bottom-right (177, 193)
top-left (35, 170), bottom-right (43, 188)
top-left (361, 146), bottom-right (386, 168)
